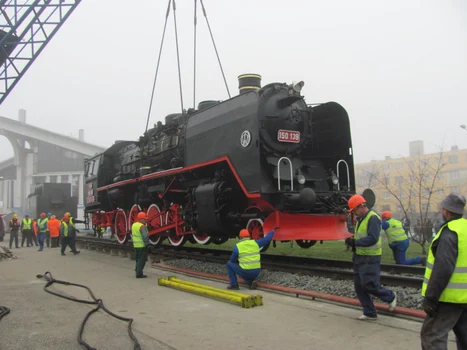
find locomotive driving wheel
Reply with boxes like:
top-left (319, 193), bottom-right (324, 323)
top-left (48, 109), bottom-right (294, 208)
top-left (246, 218), bottom-right (270, 252)
top-left (147, 204), bottom-right (164, 246)
top-left (295, 240), bottom-right (317, 249)
top-left (192, 232), bottom-right (211, 245)
top-left (128, 204), bottom-right (142, 230)
top-left (114, 209), bottom-right (128, 244)
top-left (165, 206), bottom-right (187, 247)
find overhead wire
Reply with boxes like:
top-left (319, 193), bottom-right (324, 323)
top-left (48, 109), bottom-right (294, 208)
top-left (199, 0), bottom-right (231, 99)
top-left (36, 271), bottom-right (141, 350)
top-left (172, 0), bottom-right (185, 112)
top-left (193, 0), bottom-right (198, 109)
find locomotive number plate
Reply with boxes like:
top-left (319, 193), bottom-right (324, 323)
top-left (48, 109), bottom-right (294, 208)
top-left (277, 130), bottom-right (300, 143)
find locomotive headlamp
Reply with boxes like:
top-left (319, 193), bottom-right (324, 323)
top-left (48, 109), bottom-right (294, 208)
top-left (297, 174), bottom-right (306, 185)
top-left (292, 81), bottom-right (305, 93)
top-left (331, 174), bottom-right (339, 185)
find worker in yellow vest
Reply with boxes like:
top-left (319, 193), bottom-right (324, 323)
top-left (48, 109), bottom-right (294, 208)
top-left (132, 212), bottom-right (150, 278)
top-left (20, 213), bottom-right (33, 247)
top-left (381, 211), bottom-right (425, 265)
top-left (421, 193), bottom-right (467, 349)
top-left (345, 194), bottom-right (397, 320)
top-left (226, 227), bottom-right (276, 290)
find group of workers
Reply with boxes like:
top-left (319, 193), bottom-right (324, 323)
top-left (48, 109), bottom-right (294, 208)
top-left (8, 212), bottom-right (80, 255)
top-left (345, 192), bottom-right (466, 350)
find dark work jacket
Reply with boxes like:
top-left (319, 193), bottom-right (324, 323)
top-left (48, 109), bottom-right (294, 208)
top-left (425, 218), bottom-right (467, 308)
top-left (9, 219), bottom-right (20, 232)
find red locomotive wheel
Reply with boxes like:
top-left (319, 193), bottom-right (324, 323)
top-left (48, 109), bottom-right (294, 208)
top-left (147, 204), bottom-right (164, 246)
top-left (114, 209), bottom-right (128, 244)
top-left (192, 232), bottom-right (211, 245)
top-left (246, 218), bottom-right (270, 252)
top-left (165, 210), bottom-right (187, 247)
top-left (128, 204), bottom-right (141, 230)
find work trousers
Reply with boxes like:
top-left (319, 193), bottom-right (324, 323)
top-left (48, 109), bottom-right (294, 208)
top-left (389, 239), bottom-right (423, 265)
top-left (226, 261), bottom-right (260, 287)
top-left (421, 303), bottom-right (467, 350)
top-left (46, 231), bottom-right (50, 247)
top-left (32, 233), bottom-right (38, 246)
top-left (134, 247), bottom-right (148, 277)
top-left (38, 232), bottom-right (46, 251)
top-left (353, 255), bottom-right (395, 317)
top-left (50, 237), bottom-right (59, 248)
top-left (9, 231), bottom-right (19, 248)
top-left (61, 236), bottom-right (78, 255)
top-left (21, 229), bottom-right (33, 247)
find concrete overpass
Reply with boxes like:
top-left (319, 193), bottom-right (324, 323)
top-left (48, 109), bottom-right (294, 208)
top-left (0, 110), bottom-right (106, 215)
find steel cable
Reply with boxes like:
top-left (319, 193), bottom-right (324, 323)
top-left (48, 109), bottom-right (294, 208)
top-left (36, 271), bottom-right (141, 350)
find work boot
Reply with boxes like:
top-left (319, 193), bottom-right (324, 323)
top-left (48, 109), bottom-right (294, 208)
top-left (249, 280), bottom-right (258, 290)
top-left (389, 293), bottom-right (397, 312)
top-left (358, 314), bottom-right (378, 321)
top-left (136, 275), bottom-right (147, 279)
top-left (61, 253), bottom-right (66, 256)
top-left (73, 251), bottom-right (80, 255)
top-left (227, 285), bottom-right (239, 290)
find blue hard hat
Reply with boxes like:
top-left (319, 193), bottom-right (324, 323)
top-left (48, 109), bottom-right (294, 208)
top-left (25, 212), bottom-right (30, 216)
top-left (47, 212), bottom-right (52, 216)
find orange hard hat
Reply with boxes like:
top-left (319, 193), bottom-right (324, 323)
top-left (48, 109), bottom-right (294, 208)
top-left (137, 212), bottom-right (148, 221)
top-left (40, 212), bottom-right (46, 218)
top-left (239, 229), bottom-right (250, 238)
top-left (348, 194), bottom-right (366, 211)
top-left (63, 213), bottom-right (70, 219)
top-left (381, 211), bottom-right (392, 219)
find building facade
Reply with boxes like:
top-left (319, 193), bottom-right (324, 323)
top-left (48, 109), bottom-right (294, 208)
top-left (355, 141), bottom-right (467, 221)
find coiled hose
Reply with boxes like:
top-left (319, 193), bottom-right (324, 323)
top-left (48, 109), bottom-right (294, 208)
top-left (37, 271), bottom-right (141, 350)
top-left (0, 306), bottom-right (10, 320)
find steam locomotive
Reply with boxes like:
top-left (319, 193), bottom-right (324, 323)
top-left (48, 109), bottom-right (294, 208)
top-left (84, 74), bottom-right (355, 250)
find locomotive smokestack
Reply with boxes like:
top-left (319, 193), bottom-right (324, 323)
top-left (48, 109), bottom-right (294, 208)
top-left (238, 73), bottom-right (261, 94)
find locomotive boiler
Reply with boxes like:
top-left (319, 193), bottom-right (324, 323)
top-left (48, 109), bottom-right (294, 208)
top-left (84, 74), bottom-right (356, 250)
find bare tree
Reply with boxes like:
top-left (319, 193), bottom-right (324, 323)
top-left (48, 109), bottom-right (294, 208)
top-left (361, 150), bottom-right (446, 255)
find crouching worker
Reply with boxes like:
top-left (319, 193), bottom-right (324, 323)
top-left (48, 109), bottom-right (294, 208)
top-left (226, 227), bottom-right (276, 290)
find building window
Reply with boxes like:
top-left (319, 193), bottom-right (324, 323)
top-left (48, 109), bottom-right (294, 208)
top-left (408, 161), bottom-right (414, 168)
top-left (72, 175), bottom-right (80, 197)
top-left (422, 204), bottom-right (431, 212)
top-left (382, 205), bottom-right (391, 211)
top-left (33, 176), bottom-right (46, 185)
top-left (383, 191), bottom-right (390, 200)
top-left (452, 186), bottom-right (460, 193)
top-left (449, 155), bottom-right (458, 164)
top-left (49, 175), bottom-right (57, 183)
top-left (61, 174), bottom-right (70, 183)
top-left (409, 175), bottom-right (415, 183)
top-left (395, 163), bottom-right (403, 170)
top-left (395, 176), bottom-right (403, 185)
top-left (451, 170), bottom-right (460, 180)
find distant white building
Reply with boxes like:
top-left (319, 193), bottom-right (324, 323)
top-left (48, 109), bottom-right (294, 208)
top-left (0, 110), bottom-right (106, 219)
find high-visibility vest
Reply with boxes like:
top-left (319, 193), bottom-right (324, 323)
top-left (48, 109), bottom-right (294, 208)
top-left (48, 219), bottom-right (60, 237)
top-left (354, 211), bottom-right (382, 256)
top-left (384, 218), bottom-right (407, 244)
top-left (38, 218), bottom-right (49, 232)
top-left (22, 218), bottom-right (32, 230)
top-left (236, 240), bottom-right (261, 270)
top-left (131, 222), bottom-right (145, 248)
top-left (61, 221), bottom-right (69, 237)
top-left (422, 219), bottom-right (467, 303)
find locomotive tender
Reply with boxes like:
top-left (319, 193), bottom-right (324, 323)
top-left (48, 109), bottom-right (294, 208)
top-left (84, 74), bottom-right (355, 249)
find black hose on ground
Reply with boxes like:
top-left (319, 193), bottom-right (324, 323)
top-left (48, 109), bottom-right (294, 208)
top-left (36, 271), bottom-right (141, 350)
top-left (0, 306), bottom-right (10, 320)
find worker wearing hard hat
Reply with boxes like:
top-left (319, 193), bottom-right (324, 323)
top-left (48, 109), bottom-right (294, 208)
top-left (9, 214), bottom-right (21, 249)
top-left (37, 213), bottom-right (49, 252)
top-left (132, 212), bottom-right (150, 278)
top-left (60, 213), bottom-right (80, 256)
top-left (20, 213), bottom-right (33, 247)
top-left (381, 211), bottom-right (425, 265)
top-left (345, 194), bottom-right (397, 320)
top-left (226, 226), bottom-right (276, 290)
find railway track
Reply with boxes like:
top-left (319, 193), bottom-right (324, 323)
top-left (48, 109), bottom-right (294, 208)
top-left (75, 236), bottom-right (424, 289)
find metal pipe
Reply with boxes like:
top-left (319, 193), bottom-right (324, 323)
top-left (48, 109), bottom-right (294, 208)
top-left (277, 157), bottom-right (293, 191)
top-left (336, 159), bottom-right (350, 191)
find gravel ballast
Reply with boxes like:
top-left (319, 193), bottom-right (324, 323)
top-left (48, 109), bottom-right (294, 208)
top-left (162, 258), bottom-right (424, 310)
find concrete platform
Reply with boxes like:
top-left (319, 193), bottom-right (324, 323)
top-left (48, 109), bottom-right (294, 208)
top-left (0, 242), bottom-right (458, 350)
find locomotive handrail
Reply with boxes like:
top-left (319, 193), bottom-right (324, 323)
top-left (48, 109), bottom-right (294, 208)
top-left (336, 159), bottom-right (350, 191)
top-left (277, 157), bottom-right (293, 191)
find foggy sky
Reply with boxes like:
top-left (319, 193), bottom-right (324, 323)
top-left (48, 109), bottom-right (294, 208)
top-left (0, 0), bottom-right (466, 164)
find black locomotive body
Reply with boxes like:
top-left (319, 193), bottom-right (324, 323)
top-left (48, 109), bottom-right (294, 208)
top-left (85, 75), bottom-right (355, 249)
top-left (28, 183), bottom-right (78, 219)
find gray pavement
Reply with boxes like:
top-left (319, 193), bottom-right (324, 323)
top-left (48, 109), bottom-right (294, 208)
top-left (0, 236), bottom-right (458, 350)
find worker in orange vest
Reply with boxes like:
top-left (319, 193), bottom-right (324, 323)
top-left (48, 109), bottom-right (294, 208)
top-left (32, 218), bottom-right (39, 247)
top-left (47, 215), bottom-right (61, 248)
